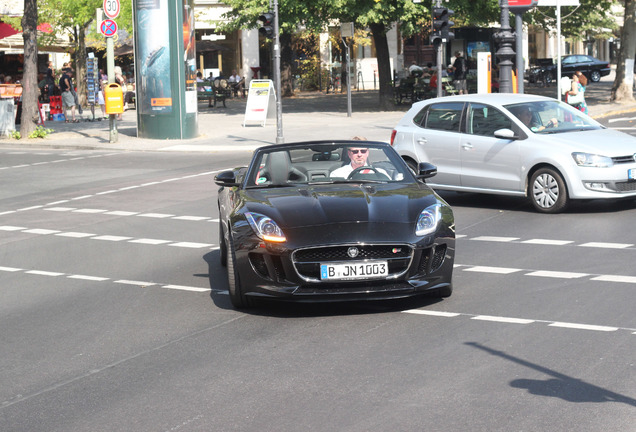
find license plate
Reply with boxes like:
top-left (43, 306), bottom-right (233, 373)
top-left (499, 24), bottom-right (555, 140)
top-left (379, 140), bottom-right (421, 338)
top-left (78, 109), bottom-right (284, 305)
top-left (629, 169), bottom-right (635, 180)
top-left (320, 261), bottom-right (388, 280)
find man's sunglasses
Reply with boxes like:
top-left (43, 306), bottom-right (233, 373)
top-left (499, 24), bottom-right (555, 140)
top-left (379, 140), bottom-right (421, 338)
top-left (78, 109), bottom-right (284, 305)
top-left (349, 149), bottom-right (368, 154)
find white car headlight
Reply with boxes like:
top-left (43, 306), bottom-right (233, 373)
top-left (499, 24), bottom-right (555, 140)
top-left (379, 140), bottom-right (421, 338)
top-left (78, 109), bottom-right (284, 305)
top-left (416, 204), bottom-right (442, 236)
top-left (572, 152), bottom-right (613, 168)
top-left (245, 212), bottom-right (286, 242)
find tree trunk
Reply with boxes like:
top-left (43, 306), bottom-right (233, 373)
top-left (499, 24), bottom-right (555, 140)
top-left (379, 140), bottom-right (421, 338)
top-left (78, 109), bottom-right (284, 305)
top-left (280, 32), bottom-right (294, 97)
top-left (369, 22), bottom-right (395, 111)
top-left (611, 0), bottom-right (636, 102)
top-left (76, 25), bottom-right (88, 109)
top-left (20, 0), bottom-right (40, 138)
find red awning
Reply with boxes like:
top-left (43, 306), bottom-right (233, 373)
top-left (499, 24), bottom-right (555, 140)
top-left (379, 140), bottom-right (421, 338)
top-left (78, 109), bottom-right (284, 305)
top-left (0, 23), bottom-right (20, 39)
top-left (0, 22), bottom-right (53, 40)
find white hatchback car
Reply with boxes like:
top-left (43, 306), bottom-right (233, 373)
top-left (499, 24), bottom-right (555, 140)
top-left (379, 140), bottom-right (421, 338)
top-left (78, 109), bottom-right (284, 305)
top-left (391, 94), bottom-right (636, 213)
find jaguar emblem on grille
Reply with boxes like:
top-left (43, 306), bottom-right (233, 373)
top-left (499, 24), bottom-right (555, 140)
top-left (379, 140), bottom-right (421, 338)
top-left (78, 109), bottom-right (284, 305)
top-left (347, 247), bottom-right (359, 258)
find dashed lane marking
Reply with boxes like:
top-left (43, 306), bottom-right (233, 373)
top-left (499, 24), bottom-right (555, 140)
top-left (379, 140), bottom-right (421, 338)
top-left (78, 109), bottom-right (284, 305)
top-left (458, 264), bottom-right (635, 285)
top-left (525, 270), bottom-right (589, 279)
top-left (0, 169), bottom-right (225, 217)
top-left (2, 263), bottom-right (633, 333)
top-left (402, 310), bottom-right (635, 335)
top-left (579, 242), bottom-right (632, 249)
top-left (470, 236), bottom-right (519, 242)
top-left (468, 236), bottom-right (634, 250)
top-left (0, 265), bottom-right (210, 293)
top-left (463, 266), bottom-right (521, 274)
top-left (0, 153), bottom-right (119, 170)
top-left (43, 206), bottom-right (214, 223)
top-left (1, 225), bottom-right (214, 249)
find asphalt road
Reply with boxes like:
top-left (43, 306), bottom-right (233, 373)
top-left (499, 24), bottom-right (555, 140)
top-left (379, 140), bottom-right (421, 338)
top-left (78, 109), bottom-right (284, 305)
top-left (1, 146), bottom-right (635, 432)
top-left (597, 112), bottom-right (636, 138)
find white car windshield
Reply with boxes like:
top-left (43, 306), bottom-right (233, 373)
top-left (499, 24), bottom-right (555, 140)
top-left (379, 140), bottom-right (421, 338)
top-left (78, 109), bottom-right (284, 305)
top-left (505, 100), bottom-right (602, 134)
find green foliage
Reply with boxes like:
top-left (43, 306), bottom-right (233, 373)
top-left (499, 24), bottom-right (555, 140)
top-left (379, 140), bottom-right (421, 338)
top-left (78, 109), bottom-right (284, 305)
top-left (28, 126), bottom-right (54, 139)
top-left (8, 126), bottom-right (53, 140)
top-left (524, 0), bottom-right (620, 40)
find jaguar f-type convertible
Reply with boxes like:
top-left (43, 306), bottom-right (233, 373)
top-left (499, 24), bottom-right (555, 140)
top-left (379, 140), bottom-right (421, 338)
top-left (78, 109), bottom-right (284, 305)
top-left (215, 141), bottom-right (455, 308)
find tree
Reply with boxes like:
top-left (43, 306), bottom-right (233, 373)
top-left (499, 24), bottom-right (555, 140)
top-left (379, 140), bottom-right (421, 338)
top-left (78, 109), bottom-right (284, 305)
top-left (611, 0), bottom-right (635, 102)
top-left (20, 0), bottom-right (40, 138)
top-left (220, 0), bottom-right (426, 109)
top-left (39, 0), bottom-right (103, 109)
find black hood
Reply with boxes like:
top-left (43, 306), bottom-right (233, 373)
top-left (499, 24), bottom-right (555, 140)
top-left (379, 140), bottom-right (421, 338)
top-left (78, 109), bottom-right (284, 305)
top-left (242, 182), bottom-right (439, 229)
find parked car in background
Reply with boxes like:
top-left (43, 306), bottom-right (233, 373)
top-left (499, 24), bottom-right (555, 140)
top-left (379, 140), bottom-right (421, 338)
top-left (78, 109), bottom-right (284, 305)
top-left (527, 58), bottom-right (556, 85)
top-left (390, 94), bottom-right (636, 214)
top-left (215, 140), bottom-right (455, 308)
top-left (561, 55), bottom-right (611, 82)
top-left (527, 55), bottom-right (611, 84)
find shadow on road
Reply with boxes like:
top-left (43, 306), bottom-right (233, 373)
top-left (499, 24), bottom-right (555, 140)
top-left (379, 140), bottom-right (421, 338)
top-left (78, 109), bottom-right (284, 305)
top-left (466, 342), bottom-right (636, 406)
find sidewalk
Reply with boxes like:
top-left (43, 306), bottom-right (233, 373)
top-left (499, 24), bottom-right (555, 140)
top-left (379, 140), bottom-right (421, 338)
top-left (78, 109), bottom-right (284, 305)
top-left (2, 73), bottom-right (635, 152)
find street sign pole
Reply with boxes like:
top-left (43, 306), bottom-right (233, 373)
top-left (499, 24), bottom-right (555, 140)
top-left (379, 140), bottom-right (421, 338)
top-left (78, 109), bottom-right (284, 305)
top-left (106, 35), bottom-right (117, 143)
top-left (102, 0), bottom-right (120, 143)
top-left (273, 0), bottom-right (283, 144)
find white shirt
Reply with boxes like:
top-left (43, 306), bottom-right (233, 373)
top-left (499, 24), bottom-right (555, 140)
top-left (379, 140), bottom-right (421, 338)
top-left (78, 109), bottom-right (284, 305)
top-left (330, 163), bottom-right (389, 179)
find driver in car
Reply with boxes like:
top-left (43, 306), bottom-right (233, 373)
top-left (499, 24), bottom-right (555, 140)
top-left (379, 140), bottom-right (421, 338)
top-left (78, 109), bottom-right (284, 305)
top-left (330, 147), bottom-right (389, 178)
top-left (512, 106), bottom-right (558, 133)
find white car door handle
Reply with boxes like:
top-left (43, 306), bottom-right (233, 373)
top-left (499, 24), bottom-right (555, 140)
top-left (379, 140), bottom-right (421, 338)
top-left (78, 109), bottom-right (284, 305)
top-left (417, 138), bottom-right (427, 145)
top-left (462, 142), bottom-right (474, 150)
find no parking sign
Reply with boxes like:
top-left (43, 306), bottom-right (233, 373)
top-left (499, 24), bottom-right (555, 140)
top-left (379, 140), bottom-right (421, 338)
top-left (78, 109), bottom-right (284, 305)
top-left (100, 19), bottom-right (117, 37)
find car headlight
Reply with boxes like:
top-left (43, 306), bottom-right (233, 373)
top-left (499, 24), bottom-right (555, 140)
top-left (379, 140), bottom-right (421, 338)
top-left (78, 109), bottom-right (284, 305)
top-left (572, 152), bottom-right (613, 168)
top-left (416, 204), bottom-right (442, 236)
top-left (245, 212), bottom-right (286, 242)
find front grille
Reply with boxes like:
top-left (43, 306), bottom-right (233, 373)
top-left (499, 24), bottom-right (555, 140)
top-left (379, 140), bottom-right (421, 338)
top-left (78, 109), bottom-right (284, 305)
top-left (612, 155), bottom-right (636, 164)
top-left (614, 181), bottom-right (636, 192)
top-left (292, 244), bottom-right (413, 282)
top-left (294, 245), bottom-right (411, 261)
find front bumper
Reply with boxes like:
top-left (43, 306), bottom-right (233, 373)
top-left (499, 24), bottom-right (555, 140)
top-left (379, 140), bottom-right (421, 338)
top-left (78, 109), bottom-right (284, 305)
top-left (232, 235), bottom-right (455, 302)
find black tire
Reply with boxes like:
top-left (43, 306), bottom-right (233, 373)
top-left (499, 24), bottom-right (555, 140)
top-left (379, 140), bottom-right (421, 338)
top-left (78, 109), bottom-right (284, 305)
top-left (529, 167), bottom-right (569, 213)
top-left (405, 158), bottom-right (418, 175)
top-left (219, 221), bottom-right (227, 267)
top-left (590, 70), bottom-right (601, 82)
top-left (226, 234), bottom-right (252, 308)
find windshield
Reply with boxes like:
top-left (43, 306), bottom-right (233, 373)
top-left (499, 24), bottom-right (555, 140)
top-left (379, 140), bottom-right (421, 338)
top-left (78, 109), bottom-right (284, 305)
top-left (245, 143), bottom-right (412, 188)
top-left (505, 100), bottom-right (602, 134)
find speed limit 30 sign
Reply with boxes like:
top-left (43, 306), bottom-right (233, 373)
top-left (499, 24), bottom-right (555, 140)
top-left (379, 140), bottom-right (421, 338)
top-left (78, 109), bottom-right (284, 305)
top-left (103, 0), bottom-right (120, 19)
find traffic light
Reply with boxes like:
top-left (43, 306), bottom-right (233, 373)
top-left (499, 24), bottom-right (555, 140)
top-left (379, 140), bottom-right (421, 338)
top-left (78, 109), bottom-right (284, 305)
top-left (432, 7), bottom-right (455, 41)
top-left (258, 12), bottom-right (275, 39)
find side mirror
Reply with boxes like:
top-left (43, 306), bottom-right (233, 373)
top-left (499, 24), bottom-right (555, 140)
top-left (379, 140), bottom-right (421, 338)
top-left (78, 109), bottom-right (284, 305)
top-left (417, 162), bottom-right (437, 179)
top-left (494, 128), bottom-right (519, 140)
top-left (214, 170), bottom-right (239, 187)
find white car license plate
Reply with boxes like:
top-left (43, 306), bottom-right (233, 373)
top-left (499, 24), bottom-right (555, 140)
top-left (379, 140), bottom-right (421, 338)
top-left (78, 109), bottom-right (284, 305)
top-left (629, 169), bottom-right (635, 180)
top-left (320, 261), bottom-right (388, 280)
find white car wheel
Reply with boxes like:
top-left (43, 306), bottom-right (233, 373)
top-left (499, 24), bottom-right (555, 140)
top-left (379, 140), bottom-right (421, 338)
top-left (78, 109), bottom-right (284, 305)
top-left (530, 168), bottom-right (568, 213)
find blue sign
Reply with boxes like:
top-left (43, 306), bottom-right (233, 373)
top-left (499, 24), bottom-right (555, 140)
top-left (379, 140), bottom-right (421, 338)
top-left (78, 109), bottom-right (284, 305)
top-left (100, 19), bottom-right (117, 37)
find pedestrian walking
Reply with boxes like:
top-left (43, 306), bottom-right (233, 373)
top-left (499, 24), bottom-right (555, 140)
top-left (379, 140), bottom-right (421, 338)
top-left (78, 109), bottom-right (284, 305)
top-left (566, 71), bottom-right (588, 115)
top-left (452, 51), bottom-right (468, 95)
top-left (59, 68), bottom-right (78, 122)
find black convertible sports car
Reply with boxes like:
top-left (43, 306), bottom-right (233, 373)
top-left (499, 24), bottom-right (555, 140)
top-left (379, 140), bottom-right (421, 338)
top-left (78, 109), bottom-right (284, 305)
top-left (215, 141), bottom-right (455, 308)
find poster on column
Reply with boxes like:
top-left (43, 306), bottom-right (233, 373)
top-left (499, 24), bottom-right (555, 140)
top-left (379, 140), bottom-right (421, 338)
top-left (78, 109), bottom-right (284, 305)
top-left (183, 0), bottom-right (197, 113)
top-left (136, 0), bottom-right (172, 114)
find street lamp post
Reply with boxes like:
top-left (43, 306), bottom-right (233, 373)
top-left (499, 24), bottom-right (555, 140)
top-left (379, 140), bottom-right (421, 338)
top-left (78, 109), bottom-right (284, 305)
top-left (494, 0), bottom-right (516, 93)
